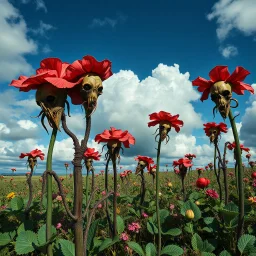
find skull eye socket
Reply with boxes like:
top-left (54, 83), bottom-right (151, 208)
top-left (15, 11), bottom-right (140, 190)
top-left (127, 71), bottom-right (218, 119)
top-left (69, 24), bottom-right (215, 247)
top-left (222, 90), bottom-right (231, 98)
top-left (211, 94), bottom-right (218, 101)
top-left (83, 84), bottom-right (92, 91)
top-left (46, 95), bottom-right (55, 103)
top-left (98, 87), bottom-right (103, 94)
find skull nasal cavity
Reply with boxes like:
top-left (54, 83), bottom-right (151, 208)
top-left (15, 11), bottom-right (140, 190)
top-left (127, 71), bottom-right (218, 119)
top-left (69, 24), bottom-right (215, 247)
top-left (46, 95), bottom-right (55, 103)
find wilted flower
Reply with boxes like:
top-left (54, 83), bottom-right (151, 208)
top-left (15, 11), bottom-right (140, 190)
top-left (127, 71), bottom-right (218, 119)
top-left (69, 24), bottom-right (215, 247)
top-left (205, 189), bottom-right (219, 199)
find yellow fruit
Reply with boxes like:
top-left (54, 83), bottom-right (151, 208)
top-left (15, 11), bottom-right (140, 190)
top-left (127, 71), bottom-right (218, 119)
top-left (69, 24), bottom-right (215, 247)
top-left (185, 209), bottom-right (195, 219)
top-left (167, 182), bottom-right (173, 188)
top-left (195, 201), bottom-right (200, 205)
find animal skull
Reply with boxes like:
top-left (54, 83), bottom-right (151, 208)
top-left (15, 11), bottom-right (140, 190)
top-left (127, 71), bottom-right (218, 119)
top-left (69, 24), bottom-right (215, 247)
top-left (135, 160), bottom-right (147, 174)
top-left (210, 81), bottom-right (232, 118)
top-left (36, 84), bottom-right (67, 130)
top-left (208, 127), bottom-right (219, 143)
top-left (85, 158), bottom-right (93, 171)
top-left (28, 156), bottom-right (37, 171)
top-left (80, 73), bottom-right (103, 116)
top-left (107, 140), bottom-right (121, 160)
top-left (159, 121), bottom-right (171, 141)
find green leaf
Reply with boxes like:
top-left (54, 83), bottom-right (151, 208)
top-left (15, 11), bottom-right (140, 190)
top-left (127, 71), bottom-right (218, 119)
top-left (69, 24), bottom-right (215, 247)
top-left (204, 217), bottom-right (214, 225)
top-left (59, 239), bottom-right (75, 256)
top-left (0, 231), bottom-right (16, 246)
top-left (116, 215), bottom-right (125, 234)
top-left (86, 219), bottom-right (100, 251)
top-left (160, 245), bottom-right (184, 256)
top-left (37, 224), bottom-right (57, 246)
top-left (145, 243), bottom-right (156, 256)
top-left (184, 222), bottom-right (193, 234)
top-left (219, 250), bottom-right (232, 256)
top-left (98, 236), bottom-right (119, 252)
top-left (15, 231), bottom-right (38, 255)
top-left (127, 242), bottom-right (145, 256)
top-left (11, 197), bottom-right (24, 211)
top-left (201, 253), bottom-right (216, 256)
top-left (202, 240), bottom-right (215, 252)
top-left (147, 221), bottom-right (158, 235)
top-left (128, 208), bottom-right (140, 217)
top-left (17, 221), bottom-right (33, 235)
top-left (191, 233), bottom-right (203, 251)
top-left (162, 228), bottom-right (182, 236)
top-left (202, 227), bottom-right (213, 233)
top-left (238, 234), bottom-right (256, 254)
top-left (220, 202), bottom-right (239, 224)
top-left (153, 209), bottom-right (169, 224)
top-left (181, 201), bottom-right (201, 221)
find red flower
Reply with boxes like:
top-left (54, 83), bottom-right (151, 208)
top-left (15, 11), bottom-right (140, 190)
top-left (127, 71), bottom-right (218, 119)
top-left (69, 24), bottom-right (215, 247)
top-left (173, 158), bottom-right (193, 168)
top-left (208, 163), bottom-right (213, 169)
top-left (11, 168), bottom-right (16, 172)
top-left (95, 127), bottom-right (135, 148)
top-left (205, 166), bottom-right (209, 170)
top-left (196, 178), bottom-right (210, 189)
top-left (203, 122), bottom-right (228, 136)
top-left (196, 168), bottom-right (204, 172)
top-left (192, 66), bottom-right (254, 101)
top-left (65, 55), bottom-right (113, 104)
top-left (148, 164), bottom-right (157, 175)
top-left (205, 189), bottom-right (219, 199)
top-left (64, 163), bottom-right (69, 168)
top-left (148, 111), bottom-right (183, 132)
top-left (84, 148), bottom-right (101, 161)
top-left (135, 156), bottom-right (155, 171)
top-left (10, 58), bottom-right (77, 92)
top-left (227, 142), bottom-right (250, 152)
top-left (251, 172), bottom-right (256, 179)
top-left (19, 149), bottom-right (45, 160)
top-left (184, 153), bottom-right (196, 159)
top-left (246, 153), bottom-right (251, 159)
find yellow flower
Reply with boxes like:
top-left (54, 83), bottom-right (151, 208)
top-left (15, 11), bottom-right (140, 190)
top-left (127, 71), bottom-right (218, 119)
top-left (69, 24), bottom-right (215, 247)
top-left (248, 197), bottom-right (256, 204)
top-left (116, 207), bottom-right (121, 214)
top-left (6, 192), bottom-right (15, 199)
top-left (167, 182), bottom-right (173, 188)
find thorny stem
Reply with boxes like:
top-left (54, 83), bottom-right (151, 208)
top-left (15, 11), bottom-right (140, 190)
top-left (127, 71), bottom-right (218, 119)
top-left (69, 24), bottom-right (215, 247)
top-left (46, 128), bottom-right (58, 256)
top-left (83, 192), bottom-right (114, 256)
top-left (156, 137), bottom-right (162, 255)
top-left (214, 142), bottom-right (222, 202)
top-left (228, 110), bottom-right (244, 249)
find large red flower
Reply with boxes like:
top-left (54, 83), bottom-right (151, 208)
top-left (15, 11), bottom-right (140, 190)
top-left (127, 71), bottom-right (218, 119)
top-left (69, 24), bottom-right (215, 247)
top-left (65, 55), bottom-right (113, 104)
top-left (192, 66), bottom-right (254, 101)
top-left (19, 149), bottom-right (45, 160)
top-left (10, 58), bottom-right (77, 92)
top-left (203, 122), bottom-right (228, 136)
top-left (196, 178), bottom-right (210, 189)
top-left (148, 111), bottom-right (183, 132)
top-left (135, 156), bottom-right (155, 171)
top-left (84, 148), bottom-right (101, 161)
top-left (173, 158), bottom-right (193, 168)
top-left (95, 127), bottom-right (135, 148)
top-left (227, 142), bottom-right (250, 152)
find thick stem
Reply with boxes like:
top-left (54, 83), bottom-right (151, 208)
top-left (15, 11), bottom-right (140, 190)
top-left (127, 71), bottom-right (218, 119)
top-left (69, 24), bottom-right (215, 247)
top-left (228, 110), bottom-right (244, 246)
top-left (85, 168), bottom-right (89, 207)
top-left (46, 128), bottom-right (58, 256)
top-left (112, 155), bottom-right (117, 237)
top-left (214, 143), bottom-right (222, 202)
top-left (156, 138), bottom-right (162, 255)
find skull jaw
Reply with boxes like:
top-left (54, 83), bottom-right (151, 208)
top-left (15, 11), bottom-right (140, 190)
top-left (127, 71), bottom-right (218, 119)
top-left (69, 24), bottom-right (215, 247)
top-left (28, 157), bottom-right (37, 171)
top-left (218, 104), bottom-right (230, 119)
top-left (135, 160), bottom-right (147, 175)
top-left (107, 140), bottom-right (121, 160)
top-left (159, 121), bottom-right (171, 141)
top-left (85, 159), bottom-right (93, 172)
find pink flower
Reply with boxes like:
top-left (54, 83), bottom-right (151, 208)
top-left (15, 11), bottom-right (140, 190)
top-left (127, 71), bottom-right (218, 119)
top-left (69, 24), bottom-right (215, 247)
top-left (169, 204), bottom-right (175, 210)
top-left (56, 223), bottom-right (62, 229)
top-left (102, 191), bottom-right (106, 196)
top-left (97, 203), bottom-right (103, 209)
top-left (205, 189), bottom-right (219, 199)
top-left (128, 222), bottom-right (141, 233)
top-left (142, 212), bottom-right (149, 218)
top-left (56, 195), bottom-right (62, 201)
top-left (252, 179), bottom-right (256, 188)
top-left (120, 232), bottom-right (129, 241)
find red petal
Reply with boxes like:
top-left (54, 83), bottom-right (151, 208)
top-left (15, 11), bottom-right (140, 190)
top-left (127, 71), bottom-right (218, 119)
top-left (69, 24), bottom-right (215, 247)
top-left (44, 77), bottom-right (78, 88)
top-left (148, 120), bottom-right (160, 127)
top-left (200, 88), bottom-right (211, 101)
top-left (209, 66), bottom-right (229, 82)
top-left (227, 66), bottom-right (250, 84)
top-left (40, 58), bottom-right (63, 77)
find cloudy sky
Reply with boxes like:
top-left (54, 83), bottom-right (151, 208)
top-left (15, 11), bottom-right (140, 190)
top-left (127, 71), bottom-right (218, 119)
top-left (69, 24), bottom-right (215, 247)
top-left (0, 0), bottom-right (256, 175)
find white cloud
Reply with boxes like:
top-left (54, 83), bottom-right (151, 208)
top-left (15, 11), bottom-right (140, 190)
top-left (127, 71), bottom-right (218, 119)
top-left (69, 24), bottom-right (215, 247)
top-left (0, 0), bottom-right (37, 82)
top-left (30, 20), bottom-right (55, 37)
top-left (42, 44), bottom-right (52, 54)
top-left (35, 0), bottom-right (47, 12)
top-left (0, 123), bottom-right (10, 134)
top-left (89, 14), bottom-right (127, 29)
top-left (207, 0), bottom-right (256, 41)
top-left (219, 45), bottom-right (238, 58)
top-left (17, 120), bottom-right (38, 130)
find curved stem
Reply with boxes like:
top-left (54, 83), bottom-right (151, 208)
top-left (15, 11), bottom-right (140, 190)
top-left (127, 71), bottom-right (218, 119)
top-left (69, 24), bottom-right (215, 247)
top-left (214, 142), bottom-right (222, 202)
top-left (228, 110), bottom-right (244, 246)
top-left (46, 128), bottom-right (58, 256)
top-left (156, 138), bottom-right (162, 255)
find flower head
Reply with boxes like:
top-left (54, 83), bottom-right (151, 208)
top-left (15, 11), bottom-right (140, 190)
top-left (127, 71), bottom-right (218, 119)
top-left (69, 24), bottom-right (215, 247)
top-left (184, 153), bottom-right (196, 159)
top-left (120, 232), bottom-right (129, 241)
top-left (246, 153), bottom-right (251, 160)
top-left (135, 156), bottom-right (154, 174)
top-left (227, 142), bottom-right (250, 152)
top-left (6, 192), bottom-right (15, 199)
top-left (205, 189), bottom-right (219, 199)
top-left (196, 178), bottom-right (210, 189)
top-left (128, 222), bottom-right (141, 233)
top-left (19, 149), bottom-right (45, 160)
top-left (203, 122), bottom-right (228, 142)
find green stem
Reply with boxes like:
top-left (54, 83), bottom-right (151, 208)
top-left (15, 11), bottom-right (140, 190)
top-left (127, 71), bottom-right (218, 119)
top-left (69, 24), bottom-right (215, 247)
top-left (112, 156), bottom-right (117, 237)
top-left (85, 168), bottom-right (89, 219)
top-left (214, 143), bottom-right (222, 202)
top-left (228, 110), bottom-right (244, 246)
top-left (46, 128), bottom-right (58, 256)
top-left (156, 137), bottom-right (162, 255)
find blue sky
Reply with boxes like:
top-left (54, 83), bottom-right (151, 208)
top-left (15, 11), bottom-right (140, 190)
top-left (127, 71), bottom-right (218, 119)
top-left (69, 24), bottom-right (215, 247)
top-left (0, 0), bottom-right (256, 175)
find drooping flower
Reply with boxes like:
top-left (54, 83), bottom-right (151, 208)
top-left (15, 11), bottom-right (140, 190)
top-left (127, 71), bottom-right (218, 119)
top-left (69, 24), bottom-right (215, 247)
top-left (208, 163), bottom-right (213, 170)
top-left (135, 156), bottom-right (154, 174)
top-left (192, 65), bottom-right (254, 102)
top-left (148, 111), bottom-right (183, 142)
top-left (205, 189), bottom-right (219, 199)
top-left (19, 149), bottom-right (45, 171)
top-left (184, 153), bottom-right (196, 160)
top-left (196, 178), bottom-right (210, 189)
top-left (203, 122), bottom-right (228, 142)
top-left (64, 163), bottom-right (69, 168)
top-left (227, 142), bottom-right (250, 152)
top-left (95, 127), bottom-right (135, 160)
top-left (84, 148), bottom-right (101, 160)
top-left (246, 153), bottom-right (251, 160)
